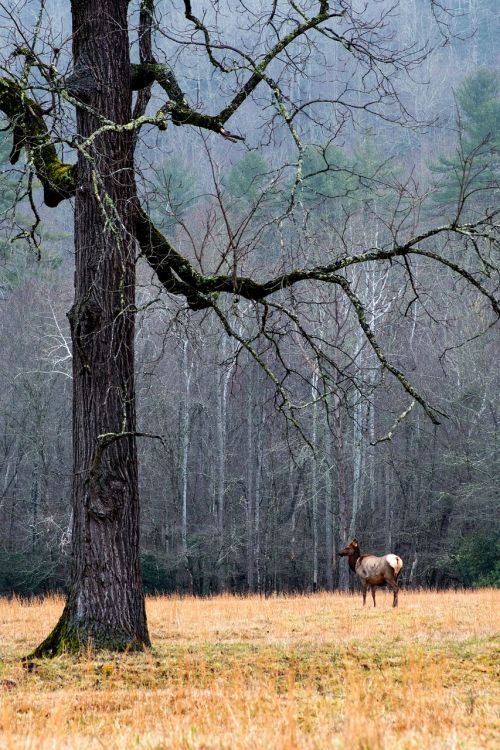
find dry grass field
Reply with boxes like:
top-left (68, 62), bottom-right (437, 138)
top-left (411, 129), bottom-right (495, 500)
top-left (0, 589), bottom-right (498, 749)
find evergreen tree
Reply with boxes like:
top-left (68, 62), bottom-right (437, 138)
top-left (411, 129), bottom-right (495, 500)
top-left (432, 68), bottom-right (500, 210)
top-left (224, 152), bottom-right (271, 208)
top-left (150, 157), bottom-right (199, 234)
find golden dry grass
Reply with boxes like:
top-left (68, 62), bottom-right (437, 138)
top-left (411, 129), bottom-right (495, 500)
top-left (0, 589), bottom-right (498, 749)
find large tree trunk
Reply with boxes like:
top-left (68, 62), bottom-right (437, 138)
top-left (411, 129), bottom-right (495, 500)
top-left (31, 0), bottom-right (149, 656)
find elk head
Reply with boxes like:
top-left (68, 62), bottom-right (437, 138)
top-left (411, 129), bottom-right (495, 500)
top-left (338, 538), bottom-right (360, 557)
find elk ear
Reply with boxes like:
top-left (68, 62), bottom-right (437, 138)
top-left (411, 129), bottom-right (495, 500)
top-left (351, 538), bottom-right (359, 547)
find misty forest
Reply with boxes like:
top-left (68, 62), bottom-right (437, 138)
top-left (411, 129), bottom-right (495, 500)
top-left (0, 0), bottom-right (498, 616)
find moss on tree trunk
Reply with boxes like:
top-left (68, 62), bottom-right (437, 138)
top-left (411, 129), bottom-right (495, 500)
top-left (27, 604), bottom-right (148, 658)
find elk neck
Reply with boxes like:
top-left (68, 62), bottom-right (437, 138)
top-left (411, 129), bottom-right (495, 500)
top-left (348, 547), bottom-right (360, 572)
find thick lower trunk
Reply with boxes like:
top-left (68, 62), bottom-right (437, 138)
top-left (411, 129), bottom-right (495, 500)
top-left (30, 0), bottom-right (149, 656)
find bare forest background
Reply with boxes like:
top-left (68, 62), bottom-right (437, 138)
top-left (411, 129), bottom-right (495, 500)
top-left (0, 0), bottom-right (498, 597)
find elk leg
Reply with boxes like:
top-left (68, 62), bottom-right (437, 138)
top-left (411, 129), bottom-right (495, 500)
top-left (371, 585), bottom-right (376, 607)
top-left (387, 579), bottom-right (399, 607)
top-left (361, 581), bottom-right (368, 606)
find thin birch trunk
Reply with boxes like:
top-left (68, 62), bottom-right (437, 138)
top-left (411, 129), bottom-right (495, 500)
top-left (311, 368), bottom-right (319, 591)
top-left (180, 340), bottom-right (193, 557)
top-left (333, 390), bottom-right (350, 591)
top-left (179, 339), bottom-right (194, 590)
top-left (246, 369), bottom-right (255, 591)
top-left (323, 424), bottom-right (334, 590)
top-left (215, 339), bottom-right (237, 592)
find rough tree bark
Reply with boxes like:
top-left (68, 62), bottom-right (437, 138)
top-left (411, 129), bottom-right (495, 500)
top-left (31, 0), bottom-right (149, 656)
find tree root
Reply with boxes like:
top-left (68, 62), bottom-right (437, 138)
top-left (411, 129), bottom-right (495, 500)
top-left (23, 603), bottom-right (150, 660)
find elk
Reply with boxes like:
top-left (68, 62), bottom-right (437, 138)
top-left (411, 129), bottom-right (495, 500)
top-left (339, 538), bottom-right (403, 607)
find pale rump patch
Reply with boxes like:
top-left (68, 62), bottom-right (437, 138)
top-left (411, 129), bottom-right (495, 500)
top-left (386, 554), bottom-right (403, 575)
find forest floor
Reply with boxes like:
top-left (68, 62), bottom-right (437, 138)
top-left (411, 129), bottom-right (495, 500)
top-left (0, 589), bottom-right (498, 749)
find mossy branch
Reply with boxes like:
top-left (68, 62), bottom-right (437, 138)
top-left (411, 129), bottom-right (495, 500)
top-left (371, 400), bottom-right (416, 445)
top-left (0, 72), bottom-right (495, 428)
top-left (131, 63), bottom-right (186, 104)
top-left (136, 214), bottom-right (499, 317)
top-left (333, 274), bottom-right (444, 425)
top-left (131, 63), bottom-right (243, 140)
top-left (131, 3), bottom-right (342, 141)
top-left (217, 4), bottom-right (339, 125)
top-left (135, 207), bottom-right (219, 310)
top-left (0, 82), bottom-right (495, 329)
top-left (0, 76), bottom-right (76, 206)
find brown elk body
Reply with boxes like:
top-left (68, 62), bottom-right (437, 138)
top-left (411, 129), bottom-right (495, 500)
top-left (339, 538), bottom-right (403, 607)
